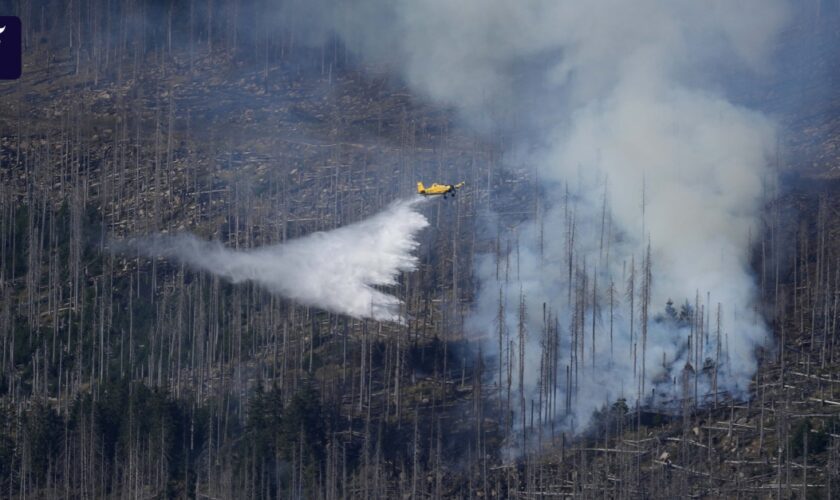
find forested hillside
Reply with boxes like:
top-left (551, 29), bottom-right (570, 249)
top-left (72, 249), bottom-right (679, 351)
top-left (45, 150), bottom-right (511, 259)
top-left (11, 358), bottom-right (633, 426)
top-left (1, 1), bottom-right (839, 498)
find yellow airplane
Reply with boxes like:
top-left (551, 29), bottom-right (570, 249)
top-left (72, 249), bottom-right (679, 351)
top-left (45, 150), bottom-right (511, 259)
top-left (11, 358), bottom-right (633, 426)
top-left (417, 181), bottom-right (465, 198)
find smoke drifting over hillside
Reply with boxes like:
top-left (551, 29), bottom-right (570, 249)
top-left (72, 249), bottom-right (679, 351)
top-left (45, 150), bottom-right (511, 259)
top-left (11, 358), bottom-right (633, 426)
top-left (276, 1), bottom-right (788, 432)
top-left (119, 199), bottom-right (428, 322)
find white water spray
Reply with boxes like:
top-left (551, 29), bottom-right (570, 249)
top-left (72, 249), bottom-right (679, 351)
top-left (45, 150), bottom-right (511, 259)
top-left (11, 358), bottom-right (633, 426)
top-left (119, 198), bottom-right (428, 322)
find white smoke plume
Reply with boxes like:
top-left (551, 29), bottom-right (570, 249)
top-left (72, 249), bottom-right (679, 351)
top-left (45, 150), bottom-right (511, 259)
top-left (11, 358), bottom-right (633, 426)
top-left (271, 1), bottom-right (791, 431)
top-left (119, 199), bottom-right (428, 322)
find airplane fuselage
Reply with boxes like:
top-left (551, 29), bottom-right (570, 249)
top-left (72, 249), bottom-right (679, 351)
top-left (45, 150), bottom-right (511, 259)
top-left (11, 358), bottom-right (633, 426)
top-left (417, 181), bottom-right (464, 197)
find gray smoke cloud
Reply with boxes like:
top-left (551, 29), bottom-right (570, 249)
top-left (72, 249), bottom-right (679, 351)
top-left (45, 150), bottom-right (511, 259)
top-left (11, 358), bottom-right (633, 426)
top-left (273, 1), bottom-right (790, 431)
top-left (119, 199), bottom-right (428, 322)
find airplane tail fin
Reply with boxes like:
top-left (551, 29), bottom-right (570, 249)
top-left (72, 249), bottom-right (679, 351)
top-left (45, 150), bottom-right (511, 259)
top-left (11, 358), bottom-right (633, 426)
top-left (417, 182), bottom-right (425, 193)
